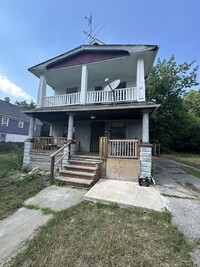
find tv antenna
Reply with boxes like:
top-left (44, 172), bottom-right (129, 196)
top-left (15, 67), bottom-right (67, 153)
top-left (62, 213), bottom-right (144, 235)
top-left (104, 78), bottom-right (121, 106)
top-left (83, 14), bottom-right (105, 43)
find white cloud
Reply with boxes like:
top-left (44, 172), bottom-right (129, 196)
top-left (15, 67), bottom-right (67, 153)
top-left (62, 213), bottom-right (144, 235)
top-left (0, 74), bottom-right (30, 100)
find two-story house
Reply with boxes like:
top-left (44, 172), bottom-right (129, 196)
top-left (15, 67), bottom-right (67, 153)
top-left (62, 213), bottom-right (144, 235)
top-left (23, 39), bottom-right (159, 187)
top-left (0, 98), bottom-right (41, 142)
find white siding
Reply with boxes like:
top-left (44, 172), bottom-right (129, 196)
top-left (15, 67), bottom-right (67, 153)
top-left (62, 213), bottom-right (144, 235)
top-left (5, 133), bottom-right (29, 142)
top-left (127, 120), bottom-right (142, 140)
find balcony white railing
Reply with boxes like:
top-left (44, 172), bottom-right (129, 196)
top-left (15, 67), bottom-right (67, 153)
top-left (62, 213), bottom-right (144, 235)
top-left (42, 87), bottom-right (137, 107)
top-left (43, 93), bottom-right (81, 107)
top-left (108, 139), bottom-right (139, 158)
top-left (86, 87), bottom-right (137, 104)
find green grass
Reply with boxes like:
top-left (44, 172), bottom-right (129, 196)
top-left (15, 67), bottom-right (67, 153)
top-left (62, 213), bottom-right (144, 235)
top-left (0, 153), bottom-right (48, 220)
top-left (5, 202), bottom-right (195, 267)
top-left (0, 153), bottom-right (21, 178)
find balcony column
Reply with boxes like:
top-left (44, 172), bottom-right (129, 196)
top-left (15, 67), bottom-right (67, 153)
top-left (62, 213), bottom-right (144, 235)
top-left (67, 113), bottom-right (74, 140)
top-left (136, 58), bottom-right (145, 101)
top-left (37, 71), bottom-right (47, 108)
top-left (80, 65), bottom-right (88, 105)
top-left (29, 115), bottom-right (35, 139)
top-left (142, 109), bottom-right (149, 143)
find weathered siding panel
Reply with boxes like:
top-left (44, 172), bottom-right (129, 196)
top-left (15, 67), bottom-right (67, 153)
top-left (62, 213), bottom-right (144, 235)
top-left (127, 120), bottom-right (142, 140)
top-left (47, 51), bottom-right (128, 70)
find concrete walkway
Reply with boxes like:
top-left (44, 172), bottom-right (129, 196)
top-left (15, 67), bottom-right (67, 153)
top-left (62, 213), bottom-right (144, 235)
top-left (0, 186), bottom-right (86, 267)
top-left (84, 179), bottom-right (165, 211)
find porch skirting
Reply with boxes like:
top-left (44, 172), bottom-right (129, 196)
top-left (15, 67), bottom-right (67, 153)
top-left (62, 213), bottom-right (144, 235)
top-left (105, 158), bottom-right (140, 182)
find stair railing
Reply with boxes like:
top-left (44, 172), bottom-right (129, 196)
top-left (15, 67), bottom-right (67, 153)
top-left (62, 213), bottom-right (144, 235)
top-left (50, 141), bottom-right (73, 184)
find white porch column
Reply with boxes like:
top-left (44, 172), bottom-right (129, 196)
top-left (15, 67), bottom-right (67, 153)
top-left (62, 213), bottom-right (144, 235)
top-left (29, 116), bottom-right (35, 139)
top-left (37, 72), bottom-right (47, 108)
top-left (136, 58), bottom-right (145, 101)
top-left (67, 113), bottom-right (74, 140)
top-left (80, 65), bottom-right (88, 105)
top-left (142, 110), bottom-right (149, 143)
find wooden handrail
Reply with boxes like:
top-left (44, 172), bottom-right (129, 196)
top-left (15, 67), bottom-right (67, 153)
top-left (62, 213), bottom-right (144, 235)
top-left (50, 141), bottom-right (73, 184)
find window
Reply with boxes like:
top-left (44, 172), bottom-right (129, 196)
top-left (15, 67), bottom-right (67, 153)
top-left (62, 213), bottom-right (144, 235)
top-left (66, 87), bottom-right (78, 94)
top-left (95, 86), bottom-right (102, 91)
top-left (111, 122), bottom-right (126, 139)
top-left (116, 82), bottom-right (127, 89)
top-left (0, 133), bottom-right (6, 141)
top-left (18, 121), bottom-right (24, 128)
top-left (1, 117), bottom-right (9, 127)
top-left (34, 124), bottom-right (36, 131)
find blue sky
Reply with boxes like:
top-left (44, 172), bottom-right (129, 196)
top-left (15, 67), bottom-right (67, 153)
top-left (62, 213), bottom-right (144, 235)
top-left (0, 0), bottom-right (199, 103)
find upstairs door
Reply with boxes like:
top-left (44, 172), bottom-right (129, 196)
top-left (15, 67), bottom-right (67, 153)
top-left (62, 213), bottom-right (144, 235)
top-left (90, 122), bottom-right (105, 152)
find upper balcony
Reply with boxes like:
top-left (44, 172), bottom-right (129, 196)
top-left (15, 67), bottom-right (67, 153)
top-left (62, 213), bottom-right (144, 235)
top-left (29, 43), bottom-right (159, 109)
top-left (43, 87), bottom-right (137, 108)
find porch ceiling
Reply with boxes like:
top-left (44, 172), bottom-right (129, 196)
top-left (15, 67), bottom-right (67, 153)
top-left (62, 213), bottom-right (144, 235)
top-left (25, 102), bottom-right (160, 122)
top-left (45, 51), bottom-right (155, 90)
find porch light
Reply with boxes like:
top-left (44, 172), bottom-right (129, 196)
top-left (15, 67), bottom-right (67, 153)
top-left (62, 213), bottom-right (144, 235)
top-left (91, 115), bottom-right (96, 120)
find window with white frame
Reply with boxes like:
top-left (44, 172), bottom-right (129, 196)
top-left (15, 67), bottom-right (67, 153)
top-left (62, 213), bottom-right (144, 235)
top-left (0, 133), bottom-right (6, 141)
top-left (1, 117), bottom-right (9, 127)
top-left (18, 121), bottom-right (24, 128)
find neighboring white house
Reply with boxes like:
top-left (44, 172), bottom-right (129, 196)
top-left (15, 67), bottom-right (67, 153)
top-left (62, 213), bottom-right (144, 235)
top-left (23, 39), bottom-right (159, 183)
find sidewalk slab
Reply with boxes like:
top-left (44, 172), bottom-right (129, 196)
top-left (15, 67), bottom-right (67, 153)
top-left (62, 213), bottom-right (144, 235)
top-left (0, 208), bottom-right (51, 266)
top-left (84, 179), bottom-right (165, 212)
top-left (24, 185), bottom-right (86, 211)
top-left (0, 185), bottom-right (86, 266)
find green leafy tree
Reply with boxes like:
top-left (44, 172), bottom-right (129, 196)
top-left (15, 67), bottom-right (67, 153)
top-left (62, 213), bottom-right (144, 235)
top-left (183, 89), bottom-right (200, 117)
top-left (15, 100), bottom-right (36, 110)
top-left (146, 56), bottom-right (199, 152)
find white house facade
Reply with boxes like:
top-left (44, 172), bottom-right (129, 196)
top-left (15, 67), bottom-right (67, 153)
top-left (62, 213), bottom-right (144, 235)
top-left (23, 39), bottom-right (159, 187)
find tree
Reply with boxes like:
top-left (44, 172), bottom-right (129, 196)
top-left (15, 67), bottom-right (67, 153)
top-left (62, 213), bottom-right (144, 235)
top-left (183, 89), bottom-right (200, 117)
top-left (146, 56), bottom-right (199, 152)
top-left (15, 100), bottom-right (36, 110)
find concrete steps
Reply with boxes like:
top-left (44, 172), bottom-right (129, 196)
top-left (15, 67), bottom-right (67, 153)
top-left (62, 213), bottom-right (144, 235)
top-left (55, 155), bottom-right (103, 188)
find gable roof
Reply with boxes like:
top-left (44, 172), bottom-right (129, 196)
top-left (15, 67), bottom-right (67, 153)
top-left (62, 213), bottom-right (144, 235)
top-left (0, 99), bottom-right (42, 125)
top-left (29, 41), bottom-right (159, 77)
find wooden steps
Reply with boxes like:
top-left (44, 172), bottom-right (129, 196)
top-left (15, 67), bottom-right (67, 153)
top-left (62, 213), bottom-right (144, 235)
top-left (55, 155), bottom-right (103, 188)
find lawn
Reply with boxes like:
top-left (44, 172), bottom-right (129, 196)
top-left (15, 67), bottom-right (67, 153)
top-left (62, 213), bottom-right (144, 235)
top-left (5, 202), bottom-right (195, 267)
top-left (0, 153), bottom-right (48, 220)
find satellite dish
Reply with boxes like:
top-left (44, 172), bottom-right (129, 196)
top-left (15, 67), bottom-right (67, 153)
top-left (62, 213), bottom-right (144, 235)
top-left (104, 79), bottom-right (120, 91)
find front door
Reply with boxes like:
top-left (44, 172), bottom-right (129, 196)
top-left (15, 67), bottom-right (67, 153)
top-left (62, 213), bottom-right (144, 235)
top-left (90, 122), bottom-right (105, 152)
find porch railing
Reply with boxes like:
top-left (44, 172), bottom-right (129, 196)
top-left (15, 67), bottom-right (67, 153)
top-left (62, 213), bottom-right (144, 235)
top-left (108, 139), bottom-right (139, 158)
top-left (50, 141), bottom-right (73, 183)
top-left (32, 137), bottom-right (67, 151)
top-left (43, 93), bottom-right (81, 107)
top-left (42, 87), bottom-right (137, 107)
top-left (86, 87), bottom-right (137, 104)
